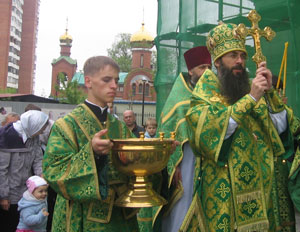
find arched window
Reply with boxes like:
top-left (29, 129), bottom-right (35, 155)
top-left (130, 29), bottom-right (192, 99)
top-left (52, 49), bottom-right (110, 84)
top-left (139, 83), bottom-right (143, 93)
top-left (132, 83), bottom-right (136, 96)
top-left (145, 84), bottom-right (150, 96)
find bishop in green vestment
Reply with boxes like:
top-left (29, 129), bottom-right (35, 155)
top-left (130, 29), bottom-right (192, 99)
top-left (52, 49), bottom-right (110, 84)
top-left (43, 56), bottom-right (139, 232)
top-left (185, 23), bottom-right (297, 231)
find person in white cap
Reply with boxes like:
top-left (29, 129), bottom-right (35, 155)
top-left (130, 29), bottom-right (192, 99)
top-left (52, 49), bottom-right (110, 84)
top-left (0, 110), bottom-right (49, 232)
top-left (16, 175), bottom-right (49, 232)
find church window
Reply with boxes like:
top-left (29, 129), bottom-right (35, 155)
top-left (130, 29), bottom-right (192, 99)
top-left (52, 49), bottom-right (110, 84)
top-left (140, 54), bottom-right (144, 68)
top-left (132, 83), bottom-right (136, 96)
top-left (145, 84), bottom-right (150, 96)
top-left (139, 83), bottom-right (143, 93)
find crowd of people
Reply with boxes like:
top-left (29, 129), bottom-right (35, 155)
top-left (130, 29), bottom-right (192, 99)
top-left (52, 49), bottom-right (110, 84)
top-left (0, 100), bottom-right (155, 232)
top-left (0, 21), bottom-right (300, 232)
top-left (0, 108), bottom-right (50, 231)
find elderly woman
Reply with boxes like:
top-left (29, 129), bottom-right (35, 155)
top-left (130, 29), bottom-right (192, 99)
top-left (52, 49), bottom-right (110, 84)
top-left (0, 110), bottom-right (48, 232)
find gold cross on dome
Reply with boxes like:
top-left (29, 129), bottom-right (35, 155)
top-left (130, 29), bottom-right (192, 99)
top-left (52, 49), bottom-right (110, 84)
top-left (236, 10), bottom-right (276, 67)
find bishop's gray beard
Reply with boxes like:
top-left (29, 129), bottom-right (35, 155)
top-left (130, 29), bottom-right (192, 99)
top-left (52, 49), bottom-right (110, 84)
top-left (218, 61), bottom-right (250, 105)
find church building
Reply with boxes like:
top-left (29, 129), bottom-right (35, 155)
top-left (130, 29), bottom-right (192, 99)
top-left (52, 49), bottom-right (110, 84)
top-left (116, 22), bottom-right (156, 103)
top-left (50, 22), bottom-right (156, 119)
top-left (50, 27), bottom-right (77, 98)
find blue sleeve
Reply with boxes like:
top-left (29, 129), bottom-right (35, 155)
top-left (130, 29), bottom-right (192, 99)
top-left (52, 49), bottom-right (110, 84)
top-left (20, 207), bottom-right (46, 226)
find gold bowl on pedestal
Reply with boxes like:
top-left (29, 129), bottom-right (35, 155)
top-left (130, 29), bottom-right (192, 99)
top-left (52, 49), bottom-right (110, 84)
top-left (111, 132), bottom-right (175, 208)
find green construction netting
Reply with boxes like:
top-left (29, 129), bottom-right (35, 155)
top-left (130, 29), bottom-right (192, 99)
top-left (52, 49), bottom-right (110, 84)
top-left (154, 0), bottom-right (300, 119)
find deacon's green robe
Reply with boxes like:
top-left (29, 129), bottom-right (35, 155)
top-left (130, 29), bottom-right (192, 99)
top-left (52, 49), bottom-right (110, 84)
top-left (43, 104), bottom-right (139, 232)
top-left (137, 72), bottom-right (197, 231)
top-left (185, 69), bottom-right (296, 232)
top-left (158, 72), bottom-right (199, 214)
top-left (159, 72), bottom-right (194, 188)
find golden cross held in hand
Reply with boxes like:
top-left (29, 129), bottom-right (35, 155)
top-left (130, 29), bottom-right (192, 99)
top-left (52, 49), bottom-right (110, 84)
top-left (236, 10), bottom-right (276, 67)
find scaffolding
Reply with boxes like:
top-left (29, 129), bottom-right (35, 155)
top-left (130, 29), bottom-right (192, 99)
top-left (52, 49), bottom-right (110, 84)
top-left (154, 0), bottom-right (300, 118)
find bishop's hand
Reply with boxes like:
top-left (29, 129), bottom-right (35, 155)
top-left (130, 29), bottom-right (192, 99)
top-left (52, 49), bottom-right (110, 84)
top-left (250, 61), bottom-right (272, 101)
top-left (256, 61), bottom-right (272, 90)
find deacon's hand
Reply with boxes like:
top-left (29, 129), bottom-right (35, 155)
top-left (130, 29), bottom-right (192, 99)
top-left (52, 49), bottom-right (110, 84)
top-left (92, 129), bottom-right (113, 155)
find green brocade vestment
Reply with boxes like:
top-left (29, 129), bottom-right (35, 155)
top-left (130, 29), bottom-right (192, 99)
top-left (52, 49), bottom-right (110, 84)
top-left (137, 73), bottom-right (197, 231)
top-left (158, 73), bottom-right (194, 188)
top-left (158, 72), bottom-right (200, 216)
top-left (185, 69), bottom-right (296, 232)
top-left (43, 104), bottom-right (138, 232)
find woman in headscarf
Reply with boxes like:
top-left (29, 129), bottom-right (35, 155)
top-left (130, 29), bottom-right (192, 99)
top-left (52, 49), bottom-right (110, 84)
top-left (0, 110), bottom-right (49, 232)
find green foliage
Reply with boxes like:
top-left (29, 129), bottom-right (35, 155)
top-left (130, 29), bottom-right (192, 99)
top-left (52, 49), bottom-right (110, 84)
top-left (55, 72), bottom-right (86, 104)
top-left (107, 33), bottom-right (132, 72)
top-left (0, 88), bottom-right (17, 94)
top-left (151, 50), bottom-right (157, 77)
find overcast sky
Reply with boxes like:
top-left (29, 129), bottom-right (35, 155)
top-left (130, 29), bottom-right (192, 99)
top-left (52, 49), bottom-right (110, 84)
top-left (34, 0), bottom-right (158, 97)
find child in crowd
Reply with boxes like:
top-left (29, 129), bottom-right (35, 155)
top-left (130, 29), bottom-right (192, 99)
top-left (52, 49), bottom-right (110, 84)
top-left (16, 176), bottom-right (49, 232)
top-left (144, 118), bottom-right (157, 138)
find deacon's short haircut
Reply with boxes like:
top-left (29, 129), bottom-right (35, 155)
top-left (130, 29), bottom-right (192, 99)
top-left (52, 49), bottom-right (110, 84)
top-left (83, 56), bottom-right (120, 76)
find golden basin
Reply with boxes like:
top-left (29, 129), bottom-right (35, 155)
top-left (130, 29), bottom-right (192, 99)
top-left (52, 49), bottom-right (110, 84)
top-left (111, 132), bottom-right (175, 208)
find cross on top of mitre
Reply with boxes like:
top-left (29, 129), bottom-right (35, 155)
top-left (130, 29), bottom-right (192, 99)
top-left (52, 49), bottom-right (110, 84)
top-left (233, 10), bottom-right (276, 67)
